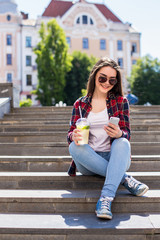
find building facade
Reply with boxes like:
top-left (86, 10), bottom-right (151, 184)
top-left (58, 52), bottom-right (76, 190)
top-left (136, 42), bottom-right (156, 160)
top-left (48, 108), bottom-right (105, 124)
top-left (0, 0), bottom-right (141, 105)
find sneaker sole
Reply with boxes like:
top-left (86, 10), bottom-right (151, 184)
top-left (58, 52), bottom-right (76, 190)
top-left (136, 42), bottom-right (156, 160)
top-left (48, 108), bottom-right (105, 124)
top-left (95, 211), bottom-right (112, 220)
top-left (136, 186), bottom-right (149, 196)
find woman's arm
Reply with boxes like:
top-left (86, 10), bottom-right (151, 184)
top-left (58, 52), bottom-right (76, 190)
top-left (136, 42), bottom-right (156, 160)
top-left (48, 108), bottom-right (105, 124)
top-left (104, 96), bottom-right (130, 140)
top-left (67, 100), bottom-right (81, 144)
top-left (119, 97), bottom-right (130, 140)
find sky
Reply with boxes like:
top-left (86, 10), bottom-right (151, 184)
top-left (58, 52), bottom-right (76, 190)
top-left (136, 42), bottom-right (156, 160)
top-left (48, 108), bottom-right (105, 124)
top-left (16, 0), bottom-right (160, 60)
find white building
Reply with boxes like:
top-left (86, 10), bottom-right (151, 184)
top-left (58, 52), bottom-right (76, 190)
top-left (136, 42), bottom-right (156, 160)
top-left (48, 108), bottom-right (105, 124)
top-left (0, 0), bottom-right (141, 105)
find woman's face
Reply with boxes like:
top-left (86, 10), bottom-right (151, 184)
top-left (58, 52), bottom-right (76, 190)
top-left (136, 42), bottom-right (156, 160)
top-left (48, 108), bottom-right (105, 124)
top-left (95, 66), bottom-right (117, 95)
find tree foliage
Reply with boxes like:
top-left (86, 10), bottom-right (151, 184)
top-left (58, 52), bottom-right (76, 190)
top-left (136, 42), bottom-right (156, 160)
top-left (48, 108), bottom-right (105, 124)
top-left (34, 19), bottom-right (72, 106)
top-left (19, 99), bottom-right (32, 107)
top-left (129, 55), bottom-right (160, 105)
top-left (64, 51), bottom-right (97, 105)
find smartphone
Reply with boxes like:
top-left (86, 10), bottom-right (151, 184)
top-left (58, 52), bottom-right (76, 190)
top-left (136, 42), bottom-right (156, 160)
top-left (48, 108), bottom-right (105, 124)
top-left (109, 117), bottom-right (120, 126)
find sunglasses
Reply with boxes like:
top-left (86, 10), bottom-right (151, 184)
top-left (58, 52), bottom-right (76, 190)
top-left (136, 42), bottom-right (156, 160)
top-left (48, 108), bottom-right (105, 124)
top-left (98, 76), bottom-right (117, 85)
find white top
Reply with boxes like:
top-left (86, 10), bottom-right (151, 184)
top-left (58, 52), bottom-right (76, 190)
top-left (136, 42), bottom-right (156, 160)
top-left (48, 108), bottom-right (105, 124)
top-left (87, 108), bottom-right (110, 152)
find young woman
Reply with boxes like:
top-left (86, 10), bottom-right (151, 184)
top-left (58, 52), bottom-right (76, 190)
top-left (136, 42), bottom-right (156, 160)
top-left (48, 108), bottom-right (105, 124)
top-left (67, 57), bottom-right (149, 220)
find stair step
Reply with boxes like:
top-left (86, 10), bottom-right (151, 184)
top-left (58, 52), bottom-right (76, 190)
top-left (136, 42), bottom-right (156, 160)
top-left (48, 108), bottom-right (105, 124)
top-left (0, 132), bottom-right (67, 143)
top-left (0, 124), bottom-right (69, 132)
top-left (0, 131), bottom-right (159, 142)
top-left (0, 142), bottom-right (159, 155)
top-left (0, 155), bottom-right (160, 172)
top-left (0, 212), bottom-right (159, 238)
top-left (0, 119), bottom-right (69, 124)
top-left (0, 172), bottom-right (158, 190)
top-left (4, 113), bottom-right (72, 119)
top-left (0, 189), bottom-right (158, 213)
top-left (12, 106), bottom-right (72, 112)
top-left (0, 123), bottom-right (160, 132)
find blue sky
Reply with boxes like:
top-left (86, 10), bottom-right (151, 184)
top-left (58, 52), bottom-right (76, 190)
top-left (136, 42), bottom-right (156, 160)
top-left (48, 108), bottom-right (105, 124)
top-left (16, 0), bottom-right (160, 60)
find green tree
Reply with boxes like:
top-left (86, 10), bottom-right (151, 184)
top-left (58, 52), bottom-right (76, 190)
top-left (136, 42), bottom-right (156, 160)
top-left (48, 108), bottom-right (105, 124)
top-left (64, 51), bottom-right (97, 105)
top-left (19, 98), bottom-right (32, 107)
top-left (34, 19), bottom-right (72, 106)
top-left (129, 55), bottom-right (160, 105)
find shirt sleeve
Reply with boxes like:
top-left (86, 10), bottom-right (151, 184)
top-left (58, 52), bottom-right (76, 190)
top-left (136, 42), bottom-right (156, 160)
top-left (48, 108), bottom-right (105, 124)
top-left (67, 100), bottom-right (81, 145)
top-left (119, 97), bottom-right (131, 141)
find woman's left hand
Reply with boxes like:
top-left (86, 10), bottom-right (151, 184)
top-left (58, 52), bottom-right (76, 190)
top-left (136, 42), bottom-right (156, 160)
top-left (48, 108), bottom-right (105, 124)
top-left (104, 123), bottom-right (122, 138)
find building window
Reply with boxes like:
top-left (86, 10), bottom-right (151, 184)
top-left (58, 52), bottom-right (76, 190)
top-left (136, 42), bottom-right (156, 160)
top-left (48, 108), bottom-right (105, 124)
top-left (77, 17), bottom-right (80, 24)
top-left (82, 15), bottom-right (88, 24)
top-left (27, 95), bottom-right (32, 99)
top-left (118, 58), bottom-right (123, 68)
top-left (7, 73), bottom-right (12, 83)
top-left (132, 59), bottom-right (137, 65)
top-left (83, 38), bottom-right (89, 49)
top-left (7, 54), bottom-right (12, 65)
top-left (26, 56), bottom-right (32, 66)
top-left (76, 16), bottom-right (94, 25)
top-left (7, 15), bottom-right (11, 21)
top-left (90, 18), bottom-right (93, 25)
top-left (7, 34), bottom-right (12, 45)
top-left (131, 43), bottom-right (137, 53)
top-left (100, 39), bottom-right (106, 50)
top-left (66, 37), bottom-right (71, 48)
top-left (26, 36), bottom-right (32, 48)
top-left (117, 40), bottom-right (123, 51)
top-left (26, 75), bottom-right (32, 86)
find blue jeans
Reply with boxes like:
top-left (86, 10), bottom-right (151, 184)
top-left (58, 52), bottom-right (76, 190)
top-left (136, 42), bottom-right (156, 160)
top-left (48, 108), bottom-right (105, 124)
top-left (69, 138), bottom-right (131, 198)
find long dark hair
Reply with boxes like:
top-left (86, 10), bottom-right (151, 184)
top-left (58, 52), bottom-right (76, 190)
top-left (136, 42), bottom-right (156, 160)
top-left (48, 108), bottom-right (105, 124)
top-left (87, 56), bottom-right (123, 96)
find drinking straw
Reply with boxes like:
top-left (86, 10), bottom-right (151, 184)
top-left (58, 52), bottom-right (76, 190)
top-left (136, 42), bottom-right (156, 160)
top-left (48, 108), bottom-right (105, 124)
top-left (79, 106), bottom-right (82, 119)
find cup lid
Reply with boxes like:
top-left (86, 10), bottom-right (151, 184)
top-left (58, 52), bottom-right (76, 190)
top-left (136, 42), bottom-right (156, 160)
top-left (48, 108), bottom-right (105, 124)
top-left (76, 118), bottom-right (89, 126)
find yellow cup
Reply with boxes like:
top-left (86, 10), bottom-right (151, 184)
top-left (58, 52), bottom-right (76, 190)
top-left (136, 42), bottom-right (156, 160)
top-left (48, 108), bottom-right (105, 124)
top-left (76, 118), bottom-right (90, 145)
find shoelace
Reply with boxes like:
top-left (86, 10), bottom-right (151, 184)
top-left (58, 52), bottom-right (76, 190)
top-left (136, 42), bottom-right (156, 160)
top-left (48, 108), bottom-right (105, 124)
top-left (126, 176), bottom-right (140, 189)
top-left (101, 198), bottom-right (111, 210)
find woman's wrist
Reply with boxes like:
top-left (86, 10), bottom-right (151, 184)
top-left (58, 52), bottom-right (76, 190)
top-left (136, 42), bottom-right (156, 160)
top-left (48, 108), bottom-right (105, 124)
top-left (120, 130), bottom-right (123, 138)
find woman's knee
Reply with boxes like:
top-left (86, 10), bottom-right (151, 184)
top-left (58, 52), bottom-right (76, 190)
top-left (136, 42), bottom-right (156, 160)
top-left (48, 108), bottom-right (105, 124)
top-left (69, 142), bottom-right (77, 156)
top-left (69, 142), bottom-right (87, 157)
top-left (112, 138), bottom-right (130, 152)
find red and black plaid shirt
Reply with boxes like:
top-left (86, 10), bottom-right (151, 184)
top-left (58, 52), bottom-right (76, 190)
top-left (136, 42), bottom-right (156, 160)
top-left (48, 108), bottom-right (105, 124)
top-left (67, 93), bottom-right (130, 176)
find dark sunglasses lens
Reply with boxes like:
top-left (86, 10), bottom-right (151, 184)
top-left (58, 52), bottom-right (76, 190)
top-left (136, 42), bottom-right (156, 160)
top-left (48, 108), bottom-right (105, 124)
top-left (98, 76), bottom-right (106, 83)
top-left (109, 79), bottom-right (117, 85)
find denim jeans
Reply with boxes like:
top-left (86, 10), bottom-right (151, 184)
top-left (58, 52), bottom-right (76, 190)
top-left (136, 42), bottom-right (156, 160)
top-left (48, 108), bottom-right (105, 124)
top-left (69, 138), bottom-right (131, 198)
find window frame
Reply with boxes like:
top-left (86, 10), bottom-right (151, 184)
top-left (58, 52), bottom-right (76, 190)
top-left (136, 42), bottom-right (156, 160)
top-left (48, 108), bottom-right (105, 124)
top-left (132, 59), bottom-right (137, 65)
top-left (131, 42), bottom-right (137, 53)
top-left (27, 95), bottom-right (32, 99)
top-left (75, 15), bottom-right (94, 26)
top-left (117, 40), bottom-right (123, 51)
top-left (82, 15), bottom-right (88, 24)
top-left (7, 34), bottom-right (12, 46)
top-left (7, 73), bottom-right (12, 83)
top-left (82, 38), bottom-right (89, 49)
top-left (66, 37), bottom-right (71, 48)
top-left (26, 56), bottom-right (32, 66)
top-left (26, 74), bottom-right (32, 86)
top-left (118, 58), bottom-right (123, 68)
top-left (26, 36), bottom-right (32, 48)
top-left (100, 39), bottom-right (106, 50)
top-left (7, 54), bottom-right (12, 65)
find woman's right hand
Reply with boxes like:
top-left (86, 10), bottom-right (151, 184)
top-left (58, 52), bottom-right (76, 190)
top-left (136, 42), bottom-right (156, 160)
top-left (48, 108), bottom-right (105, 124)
top-left (72, 129), bottom-right (82, 146)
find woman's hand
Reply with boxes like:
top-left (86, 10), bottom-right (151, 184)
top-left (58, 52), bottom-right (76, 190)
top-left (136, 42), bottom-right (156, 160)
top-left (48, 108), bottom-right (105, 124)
top-left (104, 123), bottom-right (122, 139)
top-left (72, 129), bottom-right (82, 146)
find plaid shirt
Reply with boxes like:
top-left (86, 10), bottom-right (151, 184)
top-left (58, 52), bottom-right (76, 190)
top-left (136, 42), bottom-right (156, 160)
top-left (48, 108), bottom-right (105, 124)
top-left (67, 93), bottom-right (130, 176)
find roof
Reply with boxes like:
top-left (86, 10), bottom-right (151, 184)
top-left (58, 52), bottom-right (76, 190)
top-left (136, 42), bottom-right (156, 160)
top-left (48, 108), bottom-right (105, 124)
top-left (95, 4), bottom-right (122, 23)
top-left (42, 0), bottom-right (73, 18)
top-left (42, 0), bottom-right (122, 23)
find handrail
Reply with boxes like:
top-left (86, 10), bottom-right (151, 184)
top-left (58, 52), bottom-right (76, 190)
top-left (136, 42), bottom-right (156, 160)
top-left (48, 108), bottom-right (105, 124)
top-left (0, 83), bottom-right (13, 109)
top-left (0, 97), bottom-right (10, 118)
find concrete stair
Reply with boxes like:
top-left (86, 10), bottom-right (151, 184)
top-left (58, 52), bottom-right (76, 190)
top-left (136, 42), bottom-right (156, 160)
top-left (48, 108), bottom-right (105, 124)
top-left (0, 141), bottom-right (159, 155)
top-left (0, 105), bottom-right (159, 239)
